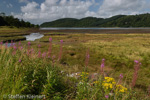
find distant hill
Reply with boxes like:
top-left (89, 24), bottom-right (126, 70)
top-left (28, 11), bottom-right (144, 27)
top-left (40, 18), bottom-right (78, 27)
top-left (40, 13), bottom-right (150, 27)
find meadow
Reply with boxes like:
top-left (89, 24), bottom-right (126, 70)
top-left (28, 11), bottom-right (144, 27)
top-left (0, 26), bottom-right (30, 42)
top-left (0, 27), bottom-right (150, 99)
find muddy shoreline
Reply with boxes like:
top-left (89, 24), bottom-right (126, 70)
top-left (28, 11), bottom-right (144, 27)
top-left (3, 37), bottom-right (26, 43)
top-left (29, 28), bottom-right (150, 34)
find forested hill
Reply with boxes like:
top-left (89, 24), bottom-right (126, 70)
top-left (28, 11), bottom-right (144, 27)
top-left (40, 13), bottom-right (150, 27)
top-left (0, 13), bottom-right (39, 28)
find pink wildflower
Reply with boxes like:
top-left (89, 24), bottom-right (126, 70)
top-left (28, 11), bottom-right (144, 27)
top-left (12, 45), bottom-right (17, 55)
top-left (120, 73), bottom-right (123, 78)
top-left (19, 41), bottom-right (21, 45)
top-left (10, 40), bottom-right (13, 47)
top-left (105, 95), bottom-right (109, 99)
top-left (0, 41), bottom-right (3, 45)
top-left (28, 41), bottom-right (30, 45)
top-left (38, 44), bottom-right (41, 48)
top-left (118, 73), bottom-right (123, 84)
top-left (60, 40), bottom-right (63, 43)
top-left (20, 46), bottom-right (23, 50)
top-left (19, 59), bottom-right (21, 62)
top-left (134, 60), bottom-right (139, 64)
top-left (13, 46), bottom-right (17, 50)
top-left (49, 37), bottom-right (52, 42)
top-left (42, 52), bottom-right (47, 58)
top-left (100, 58), bottom-right (105, 75)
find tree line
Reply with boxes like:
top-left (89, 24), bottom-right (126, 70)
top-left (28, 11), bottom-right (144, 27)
top-left (0, 12), bottom-right (39, 28)
top-left (40, 13), bottom-right (150, 27)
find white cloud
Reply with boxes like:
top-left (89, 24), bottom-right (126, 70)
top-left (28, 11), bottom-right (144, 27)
top-left (14, 0), bottom-right (150, 24)
top-left (21, 2), bottom-right (39, 13)
top-left (15, 0), bottom-right (96, 24)
top-left (98, 0), bottom-right (147, 17)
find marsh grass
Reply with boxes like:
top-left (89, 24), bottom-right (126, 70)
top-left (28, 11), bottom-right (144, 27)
top-left (0, 28), bottom-right (150, 99)
top-left (37, 33), bottom-right (150, 95)
top-left (0, 26), bottom-right (30, 42)
top-left (28, 34), bottom-right (150, 97)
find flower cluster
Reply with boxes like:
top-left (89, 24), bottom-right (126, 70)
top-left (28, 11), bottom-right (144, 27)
top-left (102, 77), bottom-right (127, 94)
top-left (115, 85), bottom-right (128, 93)
top-left (102, 77), bottom-right (116, 89)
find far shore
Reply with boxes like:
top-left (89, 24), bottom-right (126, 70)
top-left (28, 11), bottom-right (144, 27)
top-left (29, 28), bottom-right (150, 34)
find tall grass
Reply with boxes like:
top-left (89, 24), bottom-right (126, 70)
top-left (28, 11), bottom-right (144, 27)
top-left (0, 39), bottom-right (149, 100)
top-left (0, 44), bottom-right (71, 99)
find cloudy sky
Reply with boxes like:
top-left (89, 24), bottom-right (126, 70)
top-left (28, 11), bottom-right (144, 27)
top-left (1, 0), bottom-right (150, 24)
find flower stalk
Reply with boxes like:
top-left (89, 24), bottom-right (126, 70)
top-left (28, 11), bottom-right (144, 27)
top-left (130, 60), bottom-right (141, 88)
top-left (58, 40), bottom-right (63, 61)
top-left (85, 49), bottom-right (90, 69)
top-left (48, 37), bottom-right (52, 58)
top-left (100, 58), bottom-right (105, 75)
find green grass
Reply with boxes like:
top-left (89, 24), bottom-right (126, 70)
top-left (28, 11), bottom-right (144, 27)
top-left (0, 27), bottom-right (150, 99)
top-left (0, 46), bottom-right (72, 99)
top-left (0, 26), bottom-right (29, 33)
top-left (0, 36), bottom-right (26, 42)
top-left (36, 33), bottom-right (150, 98)
top-left (0, 45), bottom-right (148, 100)
top-left (0, 26), bottom-right (30, 42)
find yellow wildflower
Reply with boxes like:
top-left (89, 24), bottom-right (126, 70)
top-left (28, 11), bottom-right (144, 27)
top-left (112, 82), bottom-right (116, 85)
top-left (104, 77), bottom-right (115, 83)
top-left (93, 81), bottom-right (99, 85)
top-left (102, 83), bottom-right (113, 89)
top-left (116, 85), bottom-right (128, 93)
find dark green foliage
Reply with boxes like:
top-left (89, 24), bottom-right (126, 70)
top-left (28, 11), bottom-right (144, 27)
top-left (0, 12), bottom-right (39, 28)
top-left (102, 14), bottom-right (150, 27)
top-left (0, 16), bottom-right (8, 26)
top-left (40, 18), bottom-right (79, 27)
top-left (76, 17), bottom-right (100, 27)
top-left (43, 66), bottom-right (70, 99)
top-left (40, 13), bottom-right (150, 27)
top-left (21, 66), bottom-right (47, 95)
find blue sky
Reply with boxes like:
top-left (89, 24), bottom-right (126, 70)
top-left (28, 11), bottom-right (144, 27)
top-left (0, 0), bottom-right (150, 24)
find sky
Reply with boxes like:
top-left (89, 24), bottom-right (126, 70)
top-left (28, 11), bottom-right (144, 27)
top-left (0, 0), bottom-right (150, 25)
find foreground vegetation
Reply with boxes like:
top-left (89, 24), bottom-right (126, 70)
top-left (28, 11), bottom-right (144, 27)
top-left (38, 32), bottom-right (150, 98)
top-left (0, 39), bottom-right (149, 100)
